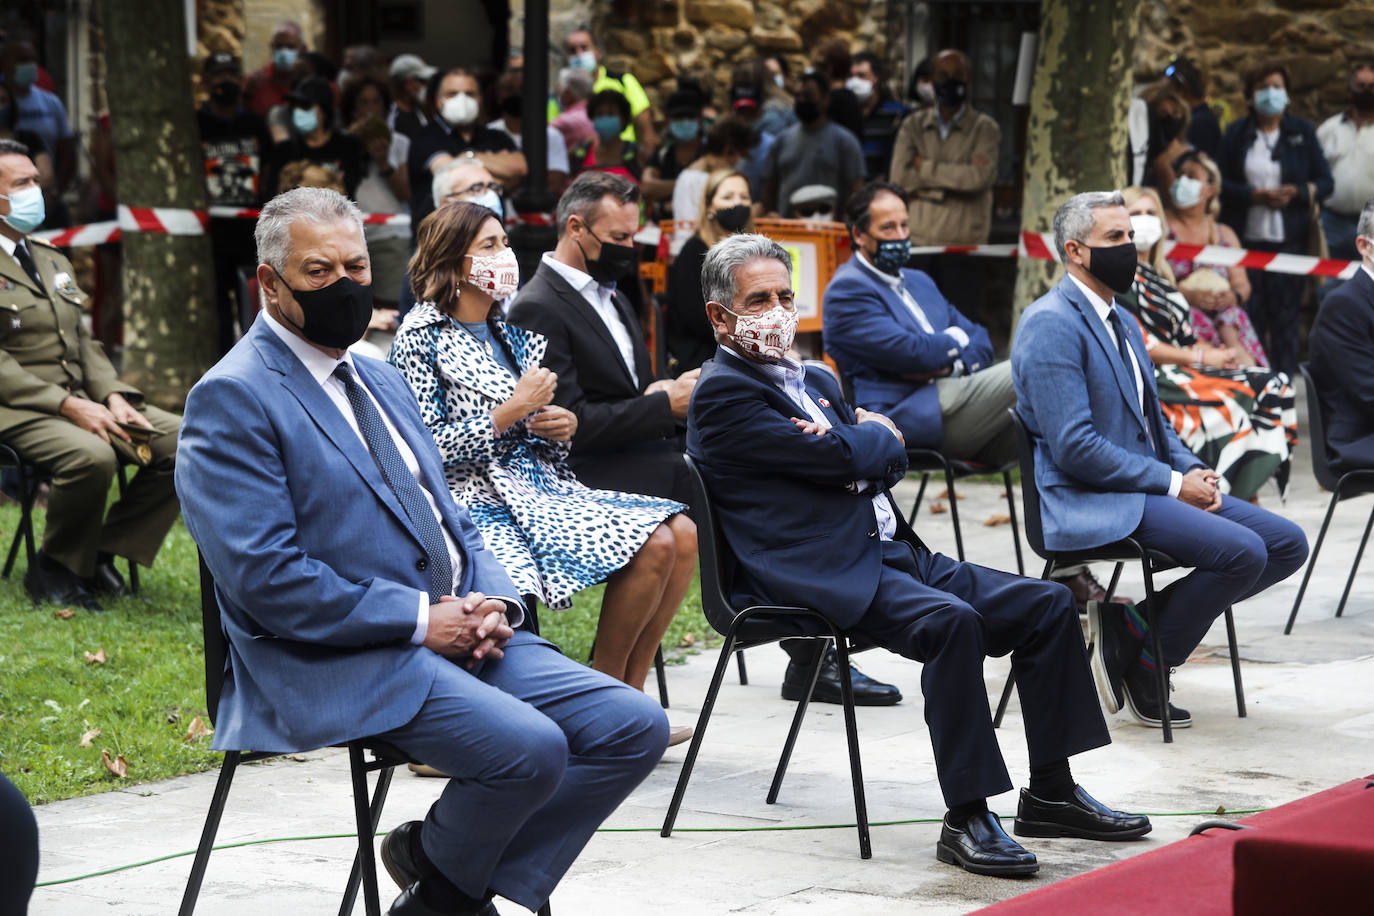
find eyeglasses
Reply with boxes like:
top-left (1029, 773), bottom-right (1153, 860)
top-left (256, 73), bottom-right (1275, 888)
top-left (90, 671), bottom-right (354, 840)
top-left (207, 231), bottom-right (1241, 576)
top-left (443, 181), bottom-right (504, 201)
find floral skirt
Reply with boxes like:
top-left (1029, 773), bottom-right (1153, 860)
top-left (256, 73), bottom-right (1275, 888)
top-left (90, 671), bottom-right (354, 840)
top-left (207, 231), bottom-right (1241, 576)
top-left (1155, 364), bottom-right (1296, 500)
top-left (1189, 305), bottom-right (1269, 368)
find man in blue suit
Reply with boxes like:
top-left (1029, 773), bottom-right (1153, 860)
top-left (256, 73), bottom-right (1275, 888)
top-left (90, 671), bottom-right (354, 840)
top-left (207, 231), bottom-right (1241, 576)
top-left (176, 188), bottom-right (667, 916)
top-left (1012, 191), bottom-right (1307, 730)
top-left (823, 181), bottom-right (1015, 466)
top-left (1309, 195), bottom-right (1374, 473)
top-left (688, 233), bottom-right (1150, 879)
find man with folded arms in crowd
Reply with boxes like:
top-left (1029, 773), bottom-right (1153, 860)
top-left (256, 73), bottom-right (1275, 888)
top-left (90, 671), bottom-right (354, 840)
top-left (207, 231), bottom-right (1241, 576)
top-left (1012, 191), bottom-right (1307, 728)
top-left (688, 232), bottom-right (1151, 878)
top-left (176, 187), bottom-right (666, 916)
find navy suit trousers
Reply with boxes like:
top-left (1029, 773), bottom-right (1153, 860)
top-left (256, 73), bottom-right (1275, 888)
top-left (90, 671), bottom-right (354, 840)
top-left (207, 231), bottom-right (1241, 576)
top-left (1131, 494), bottom-right (1308, 667)
top-left (377, 631), bottom-right (668, 910)
top-left (853, 541), bottom-right (1109, 808)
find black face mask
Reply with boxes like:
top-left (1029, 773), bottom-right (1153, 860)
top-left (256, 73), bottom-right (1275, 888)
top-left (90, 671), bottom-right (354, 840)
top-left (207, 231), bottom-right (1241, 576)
top-left (794, 99), bottom-right (821, 123)
top-left (210, 81), bottom-right (242, 108)
top-left (576, 230), bottom-right (637, 284)
top-left (1080, 241), bottom-right (1139, 296)
top-left (933, 77), bottom-right (967, 109)
top-left (1352, 89), bottom-right (1374, 112)
top-left (274, 270), bottom-right (374, 348)
top-left (1153, 114), bottom-right (1185, 141)
top-left (712, 204), bottom-right (751, 234)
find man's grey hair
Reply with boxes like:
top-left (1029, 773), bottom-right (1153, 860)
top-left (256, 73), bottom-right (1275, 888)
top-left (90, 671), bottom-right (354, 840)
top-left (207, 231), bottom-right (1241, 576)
top-left (555, 170), bottom-right (640, 237)
top-left (1052, 191), bottom-right (1127, 262)
top-left (557, 67), bottom-right (594, 100)
top-left (701, 233), bottom-right (793, 307)
top-left (255, 187), bottom-right (363, 273)
top-left (1358, 195), bottom-right (1374, 241)
top-left (431, 157), bottom-right (489, 209)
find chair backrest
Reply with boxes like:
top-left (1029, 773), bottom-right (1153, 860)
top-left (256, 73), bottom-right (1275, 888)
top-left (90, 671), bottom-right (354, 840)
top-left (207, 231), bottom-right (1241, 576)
top-left (1008, 408), bottom-right (1050, 559)
top-left (197, 553), bottom-right (228, 727)
top-left (1299, 363), bottom-right (1341, 493)
top-left (682, 454), bottom-right (744, 637)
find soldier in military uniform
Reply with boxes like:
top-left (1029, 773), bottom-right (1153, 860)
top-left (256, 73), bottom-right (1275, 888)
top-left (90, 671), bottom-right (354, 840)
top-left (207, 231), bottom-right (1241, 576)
top-left (0, 139), bottom-right (181, 610)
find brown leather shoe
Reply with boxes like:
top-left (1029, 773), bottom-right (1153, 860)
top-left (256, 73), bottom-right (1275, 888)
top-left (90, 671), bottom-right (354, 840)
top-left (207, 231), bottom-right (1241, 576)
top-left (1057, 569), bottom-right (1136, 611)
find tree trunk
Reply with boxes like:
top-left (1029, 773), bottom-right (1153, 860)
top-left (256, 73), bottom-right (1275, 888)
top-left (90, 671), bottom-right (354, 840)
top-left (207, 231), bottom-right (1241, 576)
top-left (1011, 0), bottom-right (1140, 329)
top-left (101, 0), bottom-right (217, 408)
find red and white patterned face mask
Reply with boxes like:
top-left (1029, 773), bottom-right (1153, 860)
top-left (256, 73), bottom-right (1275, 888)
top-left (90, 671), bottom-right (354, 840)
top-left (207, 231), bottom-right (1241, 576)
top-left (723, 303), bottom-right (799, 363)
top-left (465, 248), bottom-right (520, 299)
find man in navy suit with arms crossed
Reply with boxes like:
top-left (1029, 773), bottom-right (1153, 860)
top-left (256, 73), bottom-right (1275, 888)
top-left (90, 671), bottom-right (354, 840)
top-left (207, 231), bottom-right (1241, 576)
top-left (176, 188), bottom-right (666, 916)
top-left (687, 233), bottom-right (1150, 878)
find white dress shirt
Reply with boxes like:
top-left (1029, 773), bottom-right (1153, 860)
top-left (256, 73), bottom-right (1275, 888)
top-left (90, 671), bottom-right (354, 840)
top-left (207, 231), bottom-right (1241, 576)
top-left (1243, 130), bottom-right (1285, 243)
top-left (1068, 275), bottom-right (1182, 499)
top-left (853, 250), bottom-right (971, 370)
top-left (263, 310), bottom-right (482, 643)
top-left (542, 251), bottom-right (640, 387)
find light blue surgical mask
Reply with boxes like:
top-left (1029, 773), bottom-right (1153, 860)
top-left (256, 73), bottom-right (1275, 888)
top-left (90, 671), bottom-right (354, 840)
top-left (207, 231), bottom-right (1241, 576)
top-left (12, 63), bottom-right (37, 90)
top-left (774, 73), bottom-right (785, 90)
top-left (569, 51), bottom-right (597, 72)
top-left (471, 189), bottom-right (503, 217)
top-left (1254, 86), bottom-right (1288, 117)
top-left (668, 119), bottom-right (699, 142)
top-left (1170, 175), bottom-right (1203, 209)
top-left (272, 47), bottom-right (298, 71)
top-left (592, 114), bottom-right (622, 140)
top-left (1, 185), bottom-right (46, 234)
top-left (292, 106), bottom-right (319, 134)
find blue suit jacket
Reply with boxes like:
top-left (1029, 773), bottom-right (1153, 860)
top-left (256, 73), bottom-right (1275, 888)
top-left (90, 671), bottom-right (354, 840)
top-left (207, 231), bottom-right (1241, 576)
top-left (686, 350), bottom-right (911, 628)
top-left (822, 256), bottom-right (994, 447)
top-left (1308, 267), bottom-right (1374, 472)
top-left (176, 316), bottom-right (521, 753)
top-left (1011, 276), bottom-right (1202, 552)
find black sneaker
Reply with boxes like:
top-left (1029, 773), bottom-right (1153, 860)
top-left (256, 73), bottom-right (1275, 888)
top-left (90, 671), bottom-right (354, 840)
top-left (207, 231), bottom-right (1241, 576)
top-left (1122, 664), bottom-right (1192, 728)
top-left (1086, 601), bottom-right (1142, 714)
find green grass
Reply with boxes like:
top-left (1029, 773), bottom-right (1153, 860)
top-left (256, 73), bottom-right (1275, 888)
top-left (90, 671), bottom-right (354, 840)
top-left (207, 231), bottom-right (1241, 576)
top-left (0, 495), bottom-right (714, 805)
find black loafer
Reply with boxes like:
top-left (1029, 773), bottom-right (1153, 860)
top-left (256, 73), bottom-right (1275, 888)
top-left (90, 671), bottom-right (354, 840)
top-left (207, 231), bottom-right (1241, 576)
top-left (23, 551), bottom-right (102, 611)
top-left (388, 884), bottom-right (499, 916)
top-left (85, 559), bottom-right (131, 598)
top-left (1013, 786), bottom-right (1152, 841)
top-left (936, 811), bottom-right (1038, 877)
top-left (780, 649), bottom-right (902, 706)
top-left (382, 821), bottom-right (434, 891)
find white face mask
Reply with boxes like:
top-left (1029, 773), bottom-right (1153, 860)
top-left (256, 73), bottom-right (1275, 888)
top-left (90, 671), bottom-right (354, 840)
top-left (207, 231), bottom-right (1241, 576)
top-left (465, 247), bottom-right (520, 300)
top-left (845, 76), bottom-right (874, 102)
top-left (1130, 214), bottom-right (1163, 252)
top-left (722, 303), bottom-right (799, 363)
top-left (441, 92), bottom-right (480, 127)
top-left (1171, 175), bottom-right (1204, 210)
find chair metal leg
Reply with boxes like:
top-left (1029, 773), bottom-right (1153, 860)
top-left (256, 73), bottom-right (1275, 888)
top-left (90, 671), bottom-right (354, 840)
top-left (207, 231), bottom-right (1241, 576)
top-left (907, 472), bottom-right (931, 523)
top-left (114, 466), bottom-right (140, 595)
top-left (1223, 607), bottom-right (1245, 718)
top-left (346, 744), bottom-right (385, 916)
top-left (735, 648), bottom-right (748, 685)
top-left (341, 748), bottom-right (397, 916)
top-left (537, 904), bottom-right (552, 916)
top-left (1141, 562), bottom-right (1172, 743)
top-left (1002, 471), bottom-right (1024, 575)
top-left (1103, 563), bottom-right (1124, 603)
top-left (1336, 502), bottom-right (1374, 619)
top-left (654, 646), bottom-right (670, 708)
top-left (831, 635), bottom-right (871, 860)
top-left (944, 467), bottom-right (965, 561)
top-left (178, 751), bottom-right (242, 916)
top-left (1285, 491), bottom-right (1339, 634)
top-left (991, 670), bottom-right (1016, 729)
top-left (661, 626), bottom-right (742, 838)
top-left (767, 640), bottom-right (828, 804)
top-left (3, 513), bottom-right (23, 577)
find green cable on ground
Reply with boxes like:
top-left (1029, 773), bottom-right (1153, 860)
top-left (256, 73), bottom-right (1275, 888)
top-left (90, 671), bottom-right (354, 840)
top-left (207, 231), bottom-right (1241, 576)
top-left (33, 808), bottom-right (1268, 888)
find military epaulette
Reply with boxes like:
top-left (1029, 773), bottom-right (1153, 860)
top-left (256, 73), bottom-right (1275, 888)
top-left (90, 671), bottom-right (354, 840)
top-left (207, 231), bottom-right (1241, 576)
top-left (27, 235), bottom-right (59, 251)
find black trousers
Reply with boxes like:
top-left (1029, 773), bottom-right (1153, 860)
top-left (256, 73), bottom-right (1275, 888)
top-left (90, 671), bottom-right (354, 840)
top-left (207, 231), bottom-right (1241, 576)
top-left (0, 769), bottom-right (38, 913)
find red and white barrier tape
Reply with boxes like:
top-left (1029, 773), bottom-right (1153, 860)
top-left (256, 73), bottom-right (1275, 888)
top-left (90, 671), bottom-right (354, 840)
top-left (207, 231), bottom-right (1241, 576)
top-left (31, 205), bottom-right (413, 246)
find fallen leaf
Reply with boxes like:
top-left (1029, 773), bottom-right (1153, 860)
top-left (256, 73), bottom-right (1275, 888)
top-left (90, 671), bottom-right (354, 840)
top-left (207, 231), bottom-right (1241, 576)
top-left (101, 750), bottom-right (128, 778)
top-left (936, 488), bottom-right (965, 501)
top-left (928, 501), bottom-right (948, 515)
top-left (284, 753), bottom-right (309, 762)
top-left (678, 632), bottom-right (695, 648)
top-left (983, 514), bottom-right (1011, 527)
top-left (52, 608), bottom-right (76, 620)
top-left (84, 648), bottom-right (107, 664)
top-left (79, 727), bottom-right (101, 747)
top-left (183, 716), bottom-right (212, 743)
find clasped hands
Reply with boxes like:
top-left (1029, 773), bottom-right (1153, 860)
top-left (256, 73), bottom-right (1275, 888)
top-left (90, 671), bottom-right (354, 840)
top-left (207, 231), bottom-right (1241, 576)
top-left (59, 392), bottom-right (154, 444)
top-left (494, 367), bottom-right (577, 440)
top-left (422, 591), bottom-right (515, 670)
top-left (1178, 467), bottom-right (1223, 512)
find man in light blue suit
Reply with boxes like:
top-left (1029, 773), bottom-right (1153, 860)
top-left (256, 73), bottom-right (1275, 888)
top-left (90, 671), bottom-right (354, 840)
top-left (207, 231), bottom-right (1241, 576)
top-left (1012, 191), bottom-right (1307, 729)
top-left (823, 181), bottom-right (1016, 465)
top-left (176, 188), bottom-right (666, 916)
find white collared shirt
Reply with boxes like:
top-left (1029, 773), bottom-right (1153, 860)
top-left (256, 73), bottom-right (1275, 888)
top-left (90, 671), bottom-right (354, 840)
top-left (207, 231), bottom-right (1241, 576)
top-left (542, 251), bottom-right (639, 387)
top-left (853, 250), bottom-right (970, 367)
top-left (0, 233), bottom-right (19, 259)
top-left (1362, 261), bottom-right (1374, 284)
top-left (263, 309), bottom-right (473, 643)
top-left (723, 348), bottom-right (897, 540)
top-left (1068, 274), bottom-right (1182, 498)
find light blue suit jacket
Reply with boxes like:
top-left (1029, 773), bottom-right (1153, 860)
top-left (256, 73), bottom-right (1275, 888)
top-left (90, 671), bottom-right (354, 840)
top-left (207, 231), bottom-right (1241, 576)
top-left (176, 316), bottom-right (521, 753)
top-left (1011, 276), bottom-right (1202, 551)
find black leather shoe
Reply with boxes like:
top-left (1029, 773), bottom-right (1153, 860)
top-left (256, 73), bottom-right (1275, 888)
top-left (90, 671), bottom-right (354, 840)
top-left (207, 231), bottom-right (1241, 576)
top-left (780, 649), bottom-right (902, 706)
top-left (23, 551), bottom-right (102, 611)
top-left (388, 884), bottom-right (498, 916)
top-left (1013, 786), bottom-right (1152, 841)
top-left (1087, 601), bottom-right (1140, 714)
top-left (85, 559), bottom-right (131, 598)
top-left (1122, 663), bottom-right (1191, 728)
top-left (382, 820), bottom-right (435, 891)
top-left (936, 811), bottom-right (1038, 877)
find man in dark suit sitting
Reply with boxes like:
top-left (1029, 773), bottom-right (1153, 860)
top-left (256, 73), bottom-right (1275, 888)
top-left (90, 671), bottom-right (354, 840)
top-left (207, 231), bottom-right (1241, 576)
top-left (688, 232), bottom-right (1150, 878)
top-left (1309, 194), bottom-right (1374, 472)
top-left (510, 171), bottom-right (901, 706)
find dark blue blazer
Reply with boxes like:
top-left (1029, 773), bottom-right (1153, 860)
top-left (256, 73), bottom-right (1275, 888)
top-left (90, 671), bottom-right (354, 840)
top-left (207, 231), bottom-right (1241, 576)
top-left (1217, 113), bottom-right (1332, 246)
top-left (822, 256), bottom-right (993, 448)
top-left (686, 350), bottom-right (911, 628)
top-left (1308, 267), bottom-right (1374, 473)
top-left (176, 316), bottom-right (522, 753)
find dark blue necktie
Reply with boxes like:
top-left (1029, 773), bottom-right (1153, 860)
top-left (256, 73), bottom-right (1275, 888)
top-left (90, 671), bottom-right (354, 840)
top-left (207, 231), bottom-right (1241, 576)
top-left (1107, 309), bottom-right (1163, 459)
top-left (333, 363), bottom-right (453, 602)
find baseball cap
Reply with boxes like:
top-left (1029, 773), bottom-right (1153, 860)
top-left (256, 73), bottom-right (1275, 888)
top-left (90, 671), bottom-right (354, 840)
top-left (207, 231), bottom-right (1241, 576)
top-left (730, 83), bottom-right (760, 109)
top-left (390, 53), bottom-right (437, 82)
top-left (203, 51), bottom-right (241, 77)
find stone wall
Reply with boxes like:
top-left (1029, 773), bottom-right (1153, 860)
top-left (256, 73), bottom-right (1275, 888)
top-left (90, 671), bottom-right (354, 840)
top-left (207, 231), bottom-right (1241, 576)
top-left (1136, 0), bottom-right (1374, 127)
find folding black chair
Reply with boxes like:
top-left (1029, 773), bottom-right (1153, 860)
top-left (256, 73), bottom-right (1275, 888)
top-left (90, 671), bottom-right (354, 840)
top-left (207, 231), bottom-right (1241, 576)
top-left (0, 443), bottom-right (139, 594)
top-left (1283, 365), bottom-right (1374, 634)
top-left (179, 555), bottom-right (553, 916)
top-left (991, 410), bottom-right (1245, 744)
top-left (660, 456), bottom-right (877, 858)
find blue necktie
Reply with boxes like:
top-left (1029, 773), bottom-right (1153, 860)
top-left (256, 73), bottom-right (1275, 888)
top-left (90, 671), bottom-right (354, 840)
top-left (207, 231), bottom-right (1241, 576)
top-left (1107, 309), bottom-right (1164, 460)
top-left (333, 363), bottom-right (453, 602)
